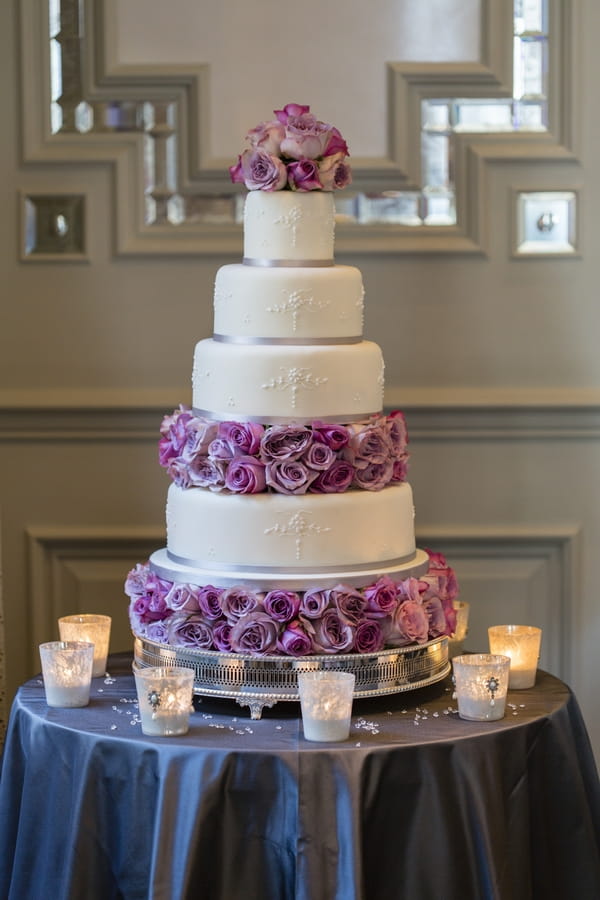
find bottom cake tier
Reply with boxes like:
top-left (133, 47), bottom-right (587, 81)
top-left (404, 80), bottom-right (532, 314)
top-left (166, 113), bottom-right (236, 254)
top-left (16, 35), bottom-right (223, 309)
top-left (133, 635), bottom-right (450, 719)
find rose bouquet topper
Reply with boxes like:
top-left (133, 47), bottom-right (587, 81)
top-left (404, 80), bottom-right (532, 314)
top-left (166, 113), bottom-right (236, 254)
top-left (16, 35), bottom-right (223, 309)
top-left (229, 102), bottom-right (352, 192)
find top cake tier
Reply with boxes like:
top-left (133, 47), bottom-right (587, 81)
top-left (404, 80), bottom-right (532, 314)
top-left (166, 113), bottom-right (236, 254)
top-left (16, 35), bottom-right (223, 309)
top-left (243, 191), bottom-right (335, 265)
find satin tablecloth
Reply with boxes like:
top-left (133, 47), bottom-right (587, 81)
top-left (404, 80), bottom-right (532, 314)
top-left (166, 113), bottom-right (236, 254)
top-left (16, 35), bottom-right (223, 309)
top-left (1, 653), bottom-right (599, 900)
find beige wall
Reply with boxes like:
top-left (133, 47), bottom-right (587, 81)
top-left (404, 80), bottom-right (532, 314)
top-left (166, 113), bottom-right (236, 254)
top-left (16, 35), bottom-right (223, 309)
top-left (2, 0), bottom-right (600, 757)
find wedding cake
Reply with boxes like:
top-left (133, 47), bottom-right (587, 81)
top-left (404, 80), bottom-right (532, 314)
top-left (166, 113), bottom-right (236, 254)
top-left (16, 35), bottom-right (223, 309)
top-left (125, 104), bottom-right (458, 665)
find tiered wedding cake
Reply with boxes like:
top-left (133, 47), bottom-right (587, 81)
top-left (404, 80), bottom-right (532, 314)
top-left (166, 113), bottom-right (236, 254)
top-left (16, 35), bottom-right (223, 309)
top-left (125, 104), bottom-right (457, 694)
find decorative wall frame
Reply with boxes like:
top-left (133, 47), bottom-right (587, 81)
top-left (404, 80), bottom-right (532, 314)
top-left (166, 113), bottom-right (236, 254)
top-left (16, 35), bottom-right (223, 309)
top-left (18, 0), bottom-right (580, 256)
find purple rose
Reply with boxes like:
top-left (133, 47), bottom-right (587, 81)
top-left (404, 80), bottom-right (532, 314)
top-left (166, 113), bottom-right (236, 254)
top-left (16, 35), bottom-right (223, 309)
top-left (279, 112), bottom-right (331, 160)
top-left (168, 614), bottom-right (214, 649)
top-left (260, 425), bottom-right (313, 462)
top-left (208, 438), bottom-right (234, 461)
top-left (352, 460), bottom-right (394, 491)
top-left (311, 609), bottom-right (355, 654)
top-left (145, 621), bottom-right (170, 644)
top-left (220, 587), bottom-right (263, 623)
top-left (302, 441), bottom-right (335, 471)
top-left (277, 620), bottom-right (313, 656)
top-left (164, 582), bottom-right (201, 613)
top-left (330, 585), bottom-right (368, 625)
top-left (423, 596), bottom-right (450, 638)
top-left (266, 459), bottom-right (318, 494)
top-left (225, 456), bottom-right (266, 494)
top-left (166, 457), bottom-right (193, 489)
top-left (354, 620), bottom-right (385, 654)
top-left (318, 153), bottom-right (352, 191)
top-left (397, 577), bottom-right (425, 605)
top-left (300, 589), bottom-right (331, 619)
top-left (188, 456), bottom-right (226, 490)
top-left (363, 576), bottom-right (399, 618)
top-left (212, 619), bottom-right (233, 652)
top-left (323, 128), bottom-right (349, 157)
top-left (347, 423), bottom-right (392, 467)
top-left (388, 599), bottom-right (429, 646)
top-left (310, 460), bottom-right (355, 493)
top-left (236, 148), bottom-right (287, 191)
top-left (274, 103), bottom-right (311, 124)
top-left (159, 406), bottom-right (193, 464)
top-left (230, 612), bottom-right (279, 655)
top-left (311, 421), bottom-right (351, 450)
top-left (246, 119), bottom-right (285, 155)
top-left (217, 421), bottom-right (265, 456)
top-left (182, 416), bottom-right (218, 461)
top-left (197, 585), bottom-right (225, 620)
top-left (124, 563), bottom-right (150, 598)
top-left (287, 159), bottom-right (322, 191)
top-left (264, 590), bottom-right (301, 622)
top-left (391, 456), bottom-right (409, 483)
top-left (131, 572), bottom-right (172, 624)
top-left (386, 411), bottom-right (408, 457)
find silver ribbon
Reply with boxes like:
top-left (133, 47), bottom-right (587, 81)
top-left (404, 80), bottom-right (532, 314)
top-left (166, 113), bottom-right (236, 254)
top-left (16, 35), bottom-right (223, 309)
top-left (243, 257), bottom-right (334, 268)
top-left (166, 550), bottom-right (416, 574)
top-left (191, 407), bottom-right (381, 425)
top-left (212, 334), bottom-right (361, 346)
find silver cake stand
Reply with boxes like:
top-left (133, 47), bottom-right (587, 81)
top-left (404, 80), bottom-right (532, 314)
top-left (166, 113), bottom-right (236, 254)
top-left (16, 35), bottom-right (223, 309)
top-left (133, 635), bottom-right (450, 719)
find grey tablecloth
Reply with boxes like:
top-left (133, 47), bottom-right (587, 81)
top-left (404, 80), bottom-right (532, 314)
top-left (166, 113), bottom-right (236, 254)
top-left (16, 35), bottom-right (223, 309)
top-left (1, 654), bottom-right (599, 900)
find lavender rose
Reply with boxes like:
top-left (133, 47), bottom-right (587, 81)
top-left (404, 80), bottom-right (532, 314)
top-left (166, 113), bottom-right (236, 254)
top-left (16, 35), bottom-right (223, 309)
top-left (311, 609), bottom-right (355, 654)
top-left (388, 599), bottom-right (429, 646)
top-left (391, 456), bottom-right (409, 483)
top-left (352, 460), bottom-right (394, 491)
top-left (287, 159), bottom-right (322, 191)
top-left (212, 619), bottom-right (233, 652)
top-left (423, 596), bottom-right (450, 638)
top-left (354, 620), bottom-right (385, 654)
top-left (277, 620), bottom-right (313, 656)
top-left (218, 421), bottom-right (265, 456)
top-left (230, 612), bottom-right (279, 655)
top-left (246, 119), bottom-right (285, 155)
top-left (363, 576), bottom-right (399, 618)
top-left (310, 460), bottom-right (355, 493)
top-left (386, 410), bottom-right (408, 457)
top-left (280, 112), bottom-right (331, 160)
top-left (266, 459), bottom-right (318, 494)
top-left (159, 406), bottom-right (193, 464)
top-left (164, 582), bottom-right (201, 614)
top-left (311, 421), bottom-right (351, 451)
top-left (263, 590), bottom-right (301, 623)
top-left (330, 585), bottom-right (368, 625)
top-left (318, 153), bottom-right (352, 191)
top-left (300, 588), bottom-right (331, 619)
top-left (197, 585), bottom-right (225, 620)
top-left (145, 621), bottom-right (170, 644)
top-left (166, 457), bottom-right (193, 489)
top-left (168, 614), bottom-right (214, 649)
top-left (225, 455), bottom-right (266, 494)
top-left (239, 148), bottom-right (288, 191)
top-left (182, 416), bottom-right (218, 461)
top-left (188, 455), bottom-right (226, 491)
top-left (207, 438), bottom-right (234, 461)
top-left (260, 425), bottom-right (313, 462)
top-left (302, 441), bottom-right (335, 471)
top-left (346, 422), bottom-right (392, 467)
top-left (124, 562), bottom-right (151, 598)
top-left (220, 587), bottom-right (263, 623)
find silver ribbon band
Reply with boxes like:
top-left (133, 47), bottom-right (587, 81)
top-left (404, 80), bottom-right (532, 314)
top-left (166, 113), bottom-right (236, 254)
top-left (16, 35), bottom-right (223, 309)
top-left (165, 550), bottom-right (416, 575)
top-left (243, 257), bottom-right (334, 268)
top-left (212, 333), bottom-right (361, 346)
top-left (191, 407), bottom-right (381, 425)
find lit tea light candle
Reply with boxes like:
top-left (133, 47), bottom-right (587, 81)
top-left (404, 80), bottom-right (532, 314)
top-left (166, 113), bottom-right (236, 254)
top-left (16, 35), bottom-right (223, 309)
top-left (488, 625), bottom-right (542, 689)
top-left (452, 653), bottom-right (510, 721)
top-left (58, 614), bottom-right (112, 678)
top-left (39, 641), bottom-right (95, 708)
top-left (297, 671), bottom-right (355, 742)
top-left (133, 666), bottom-right (195, 736)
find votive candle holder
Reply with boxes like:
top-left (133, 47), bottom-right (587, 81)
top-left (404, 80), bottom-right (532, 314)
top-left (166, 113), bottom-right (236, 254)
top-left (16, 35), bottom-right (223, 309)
top-left (448, 600), bottom-right (470, 659)
top-left (452, 653), bottom-right (511, 722)
top-left (297, 670), bottom-right (355, 742)
top-left (39, 640), bottom-right (95, 708)
top-left (488, 624), bottom-right (542, 689)
top-left (133, 666), bottom-right (195, 736)
top-left (59, 614), bottom-right (112, 678)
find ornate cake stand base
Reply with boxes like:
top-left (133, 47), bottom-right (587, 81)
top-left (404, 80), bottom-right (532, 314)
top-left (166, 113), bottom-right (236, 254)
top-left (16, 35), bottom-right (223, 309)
top-left (133, 635), bottom-right (450, 719)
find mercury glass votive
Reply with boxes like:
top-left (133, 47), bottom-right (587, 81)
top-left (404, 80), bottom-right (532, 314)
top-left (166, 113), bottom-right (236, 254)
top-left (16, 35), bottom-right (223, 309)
top-left (448, 600), bottom-right (470, 658)
top-left (39, 641), bottom-right (95, 708)
top-left (58, 614), bottom-right (112, 677)
top-left (488, 625), bottom-right (542, 689)
top-left (452, 653), bottom-right (511, 722)
top-left (297, 671), bottom-right (355, 742)
top-left (133, 666), bottom-right (195, 736)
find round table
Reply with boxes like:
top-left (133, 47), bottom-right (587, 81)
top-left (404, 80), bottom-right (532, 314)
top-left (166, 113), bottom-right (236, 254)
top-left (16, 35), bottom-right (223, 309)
top-left (1, 654), bottom-right (599, 900)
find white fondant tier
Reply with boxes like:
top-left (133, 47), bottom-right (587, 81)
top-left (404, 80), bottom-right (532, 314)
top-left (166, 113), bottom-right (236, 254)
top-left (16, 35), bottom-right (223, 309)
top-left (165, 482), bottom-right (416, 572)
top-left (213, 264), bottom-right (364, 341)
top-left (192, 338), bottom-right (384, 421)
top-left (243, 191), bottom-right (335, 263)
